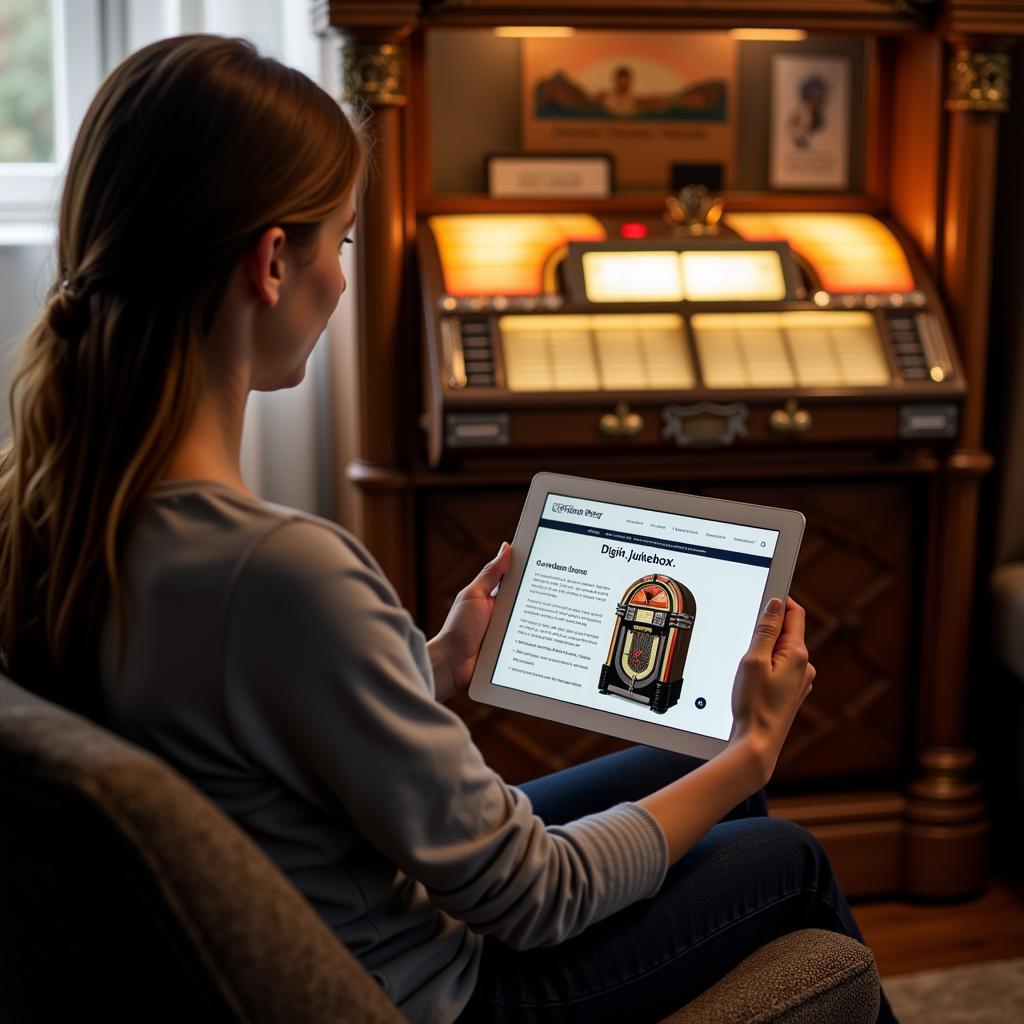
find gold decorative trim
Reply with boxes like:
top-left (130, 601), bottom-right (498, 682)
top-left (946, 50), bottom-right (1010, 112)
top-left (341, 42), bottom-right (405, 106)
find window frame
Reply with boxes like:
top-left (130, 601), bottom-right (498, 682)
top-left (0, 0), bottom-right (108, 230)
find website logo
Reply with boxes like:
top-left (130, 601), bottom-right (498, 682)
top-left (551, 501), bottom-right (603, 520)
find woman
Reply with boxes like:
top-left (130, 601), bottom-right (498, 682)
top-left (0, 35), bottom-right (895, 1024)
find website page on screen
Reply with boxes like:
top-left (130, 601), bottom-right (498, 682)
top-left (492, 493), bottom-right (780, 741)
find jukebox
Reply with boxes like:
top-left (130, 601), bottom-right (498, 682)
top-left (321, 1), bottom-right (1013, 900)
top-left (599, 575), bottom-right (697, 714)
top-left (417, 208), bottom-right (962, 463)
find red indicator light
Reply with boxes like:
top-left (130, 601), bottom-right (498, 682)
top-left (619, 222), bottom-right (648, 240)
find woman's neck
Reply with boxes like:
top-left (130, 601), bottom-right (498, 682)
top-left (159, 364), bottom-right (253, 496)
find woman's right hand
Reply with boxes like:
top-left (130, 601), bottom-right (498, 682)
top-left (729, 596), bottom-right (815, 786)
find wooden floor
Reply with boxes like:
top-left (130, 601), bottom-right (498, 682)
top-left (854, 877), bottom-right (1024, 977)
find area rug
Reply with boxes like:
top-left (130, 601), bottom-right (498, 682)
top-left (883, 957), bottom-right (1024, 1024)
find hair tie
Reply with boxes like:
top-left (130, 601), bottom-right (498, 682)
top-left (47, 278), bottom-right (90, 340)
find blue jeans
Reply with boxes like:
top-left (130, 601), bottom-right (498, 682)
top-left (458, 746), bottom-right (896, 1023)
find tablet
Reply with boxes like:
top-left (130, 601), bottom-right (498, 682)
top-left (468, 473), bottom-right (805, 760)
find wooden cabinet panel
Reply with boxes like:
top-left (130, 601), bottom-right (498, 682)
top-left (704, 480), bottom-right (917, 785)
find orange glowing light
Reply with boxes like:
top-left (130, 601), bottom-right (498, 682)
top-left (726, 213), bottom-right (915, 294)
top-left (428, 214), bottom-right (607, 296)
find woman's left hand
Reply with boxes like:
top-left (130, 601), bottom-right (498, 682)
top-left (429, 543), bottom-right (512, 702)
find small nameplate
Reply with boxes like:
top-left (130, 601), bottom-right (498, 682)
top-left (662, 402), bottom-right (749, 448)
top-left (445, 413), bottom-right (510, 447)
top-left (899, 404), bottom-right (958, 439)
top-left (487, 155), bottom-right (613, 199)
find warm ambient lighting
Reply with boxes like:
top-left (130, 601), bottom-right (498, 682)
top-left (727, 213), bottom-right (916, 294)
top-left (494, 26), bottom-right (576, 39)
top-left (729, 28), bottom-right (809, 42)
top-left (429, 214), bottom-right (606, 296)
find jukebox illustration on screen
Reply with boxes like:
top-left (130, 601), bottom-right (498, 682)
top-left (599, 575), bottom-right (697, 714)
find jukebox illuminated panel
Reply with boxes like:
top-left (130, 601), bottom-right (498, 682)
top-left (691, 312), bottom-right (892, 388)
top-left (501, 314), bottom-right (695, 391)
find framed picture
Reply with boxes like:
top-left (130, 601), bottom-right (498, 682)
top-left (770, 54), bottom-right (851, 190)
top-left (486, 153), bottom-right (614, 199)
top-left (521, 32), bottom-right (737, 192)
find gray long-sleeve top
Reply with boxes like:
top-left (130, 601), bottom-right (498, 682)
top-left (99, 481), bottom-right (669, 1022)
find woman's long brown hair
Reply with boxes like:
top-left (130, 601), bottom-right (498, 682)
top-left (0, 35), bottom-right (363, 709)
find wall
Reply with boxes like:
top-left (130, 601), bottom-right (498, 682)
top-left (427, 30), bottom-right (867, 194)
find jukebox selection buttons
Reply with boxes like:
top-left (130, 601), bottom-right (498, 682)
top-left (458, 319), bottom-right (496, 387)
top-left (885, 310), bottom-right (953, 384)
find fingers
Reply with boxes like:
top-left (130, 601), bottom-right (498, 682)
top-left (469, 542), bottom-right (512, 598)
top-left (772, 598), bottom-right (809, 673)
top-left (779, 597), bottom-right (807, 643)
top-left (748, 596), bottom-right (785, 657)
top-left (802, 662), bottom-right (816, 699)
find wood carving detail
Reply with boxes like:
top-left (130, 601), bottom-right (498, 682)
top-left (706, 480), bottom-right (914, 785)
top-left (946, 50), bottom-right (1011, 112)
top-left (342, 42), bottom-right (406, 106)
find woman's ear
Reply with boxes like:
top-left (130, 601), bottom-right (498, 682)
top-left (247, 226), bottom-right (287, 307)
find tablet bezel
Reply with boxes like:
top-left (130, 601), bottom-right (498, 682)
top-left (468, 472), bottom-right (806, 760)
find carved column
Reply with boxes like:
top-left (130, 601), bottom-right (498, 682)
top-left (325, 26), bottom-right (418, 607)
top-left (905, 46), bottom-right (1011, 898)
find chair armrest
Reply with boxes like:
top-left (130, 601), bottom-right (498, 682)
top-left (658, 928), bottom-right (880, 1024)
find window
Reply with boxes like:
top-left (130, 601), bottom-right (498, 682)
top-left (0, 0), bottom-right (57, 163)
top-left (0, 0), bottom-right (104, 237)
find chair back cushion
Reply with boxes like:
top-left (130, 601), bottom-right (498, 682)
top-left (0, 674), bottom-right (401, 1023)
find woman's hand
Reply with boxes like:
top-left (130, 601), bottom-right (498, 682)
top-left (729, 596), bottom-right (815, 786)
top-left (428, 543), bottom-right (513, 702)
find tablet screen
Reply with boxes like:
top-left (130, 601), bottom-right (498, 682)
top-left (491, 492), bottom-right (779, 741)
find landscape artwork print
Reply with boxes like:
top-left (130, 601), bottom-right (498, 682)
top-left (522, 32), bottom-right (737, 191)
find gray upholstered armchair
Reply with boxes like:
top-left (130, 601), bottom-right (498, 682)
top-left (0, 673), bottom-right (880, 1023)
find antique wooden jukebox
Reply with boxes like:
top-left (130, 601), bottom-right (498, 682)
top-left (599, 575), bottom-right (697, 714)
top-left (316, 0), bottom-right (1018, 899)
